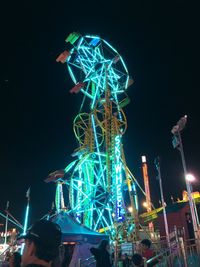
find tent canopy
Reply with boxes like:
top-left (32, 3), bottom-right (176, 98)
top-left (51, 211), bottom-right (108, 244)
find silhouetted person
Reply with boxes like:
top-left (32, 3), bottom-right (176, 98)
top-left (18, 219), bottom-right (62, 267)
top-left (90, 239), bottom-right (112, 267)
top-left (132, 254), bottom-right (144, 267)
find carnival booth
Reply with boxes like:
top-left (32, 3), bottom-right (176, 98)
top-left (51, 211), bottom-right (108, 267)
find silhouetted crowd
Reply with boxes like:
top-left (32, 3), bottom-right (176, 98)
top-left (1, 219), bottom-right (158, 267)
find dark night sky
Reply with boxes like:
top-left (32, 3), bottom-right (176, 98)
top-left (0, 1), bottom-right (199, 230)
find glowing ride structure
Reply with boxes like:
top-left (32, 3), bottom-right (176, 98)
top-left (141, 156), bottom-right (154, 232)
top-left (54, 32), bottom-right (139, 240)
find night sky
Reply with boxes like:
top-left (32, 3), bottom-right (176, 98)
top-left (0, 1), bottom-right (199, 230)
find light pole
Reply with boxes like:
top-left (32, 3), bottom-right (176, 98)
top-left (171, 115), bottom-right (199, 240)
top-left (20, 188), bottom-right (30, 254)
top-left (186, 174), bottom-right (200, 227)
top-left (154, 157), bottom-right (170, 246)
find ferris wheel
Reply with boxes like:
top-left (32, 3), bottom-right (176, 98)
top-left (56, 32), bottom-right (138, 238)
top-left (57, 32), bottom-right (132, 109)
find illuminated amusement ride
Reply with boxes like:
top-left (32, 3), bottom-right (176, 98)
top-left (47, 32), bottom-right (142, 242)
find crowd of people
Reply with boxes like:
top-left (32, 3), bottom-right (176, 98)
top-left (89, 237), bottom-right (158, 267)
top-left (1, 219), bottom-right (158, 267)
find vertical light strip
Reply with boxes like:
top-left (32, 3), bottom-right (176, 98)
top-left (132, 182), bottom-right (139, 211)
top-left (114, 135), bottom-right (123, 221)
top-left (55, 184), bottom-right (61, 212)
top-left (20, 203), bottom-right (29, 254)
top-left (76, 166), bottom-right (83, 222)
top-left (60, 184), bottom-right (65, 210)
top-left (91, 114), bottom-right (106, 188)
top-left (125, 75), bottom-right (129, 89)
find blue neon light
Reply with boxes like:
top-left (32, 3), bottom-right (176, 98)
top-left (114, 135), bottom-right (123, 221)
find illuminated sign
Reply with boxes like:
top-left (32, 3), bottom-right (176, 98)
top-left (115, 135), bottom-right (123, 221)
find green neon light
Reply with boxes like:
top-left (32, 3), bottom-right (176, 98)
top-left (65, 32), bottom-right (80, 44)
top-left (64, 160), bottom-right (77, 173)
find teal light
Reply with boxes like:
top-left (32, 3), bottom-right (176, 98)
top-left (125, 75), bottom-right (129, 89)
top-left (114, 135), bottom-right (123, 221)
top-left (20, 203), bottom-right (30, 254)
top-left (55, 184), bottom-right (61, 212)
top-left (76, 167), bottom-right (83, 221)
top-left (80, 88), bottom-right (93, 100)
top-left (102, 39), bottom-right (118, 54)
top-left (120, 56), bottom-right (128, 73)
top-left (94, 208), bottom-right (105, 231)
top-left (0, 211), bottom-right (23, 230)
top-left (77, 37), bottom-right (84, 49)
top-left (132, 182), bottom-right (139, 211)
top-left (102, 216), bottom-right (111, 230)
top-left (22, 205), bottom-right (29, 235)
top-left (85, 35), bottom-right (99, 39)
top-left (66, 47), bottom-right (74, 62)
